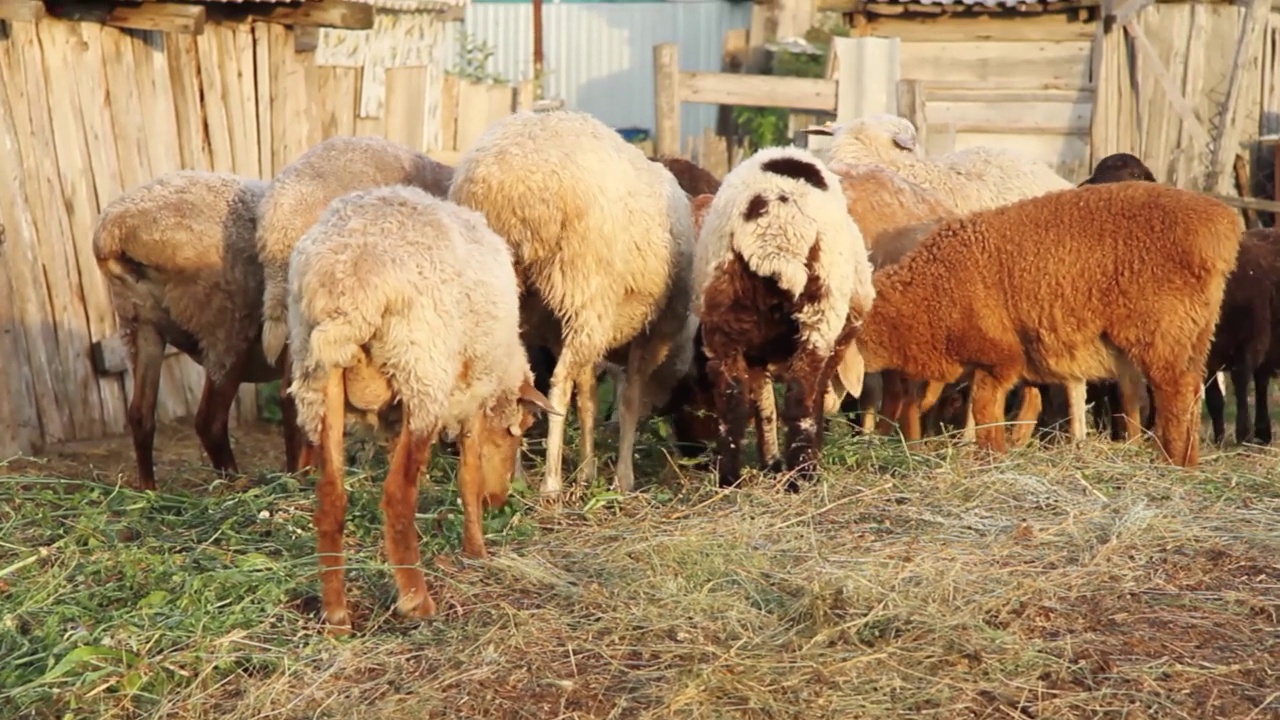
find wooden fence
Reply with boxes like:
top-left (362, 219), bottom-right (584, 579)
top-left (0, 14), bottom-right (530, 457)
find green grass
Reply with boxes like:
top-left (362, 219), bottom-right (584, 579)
top-left (1, 410), bottom-right (1278, 719)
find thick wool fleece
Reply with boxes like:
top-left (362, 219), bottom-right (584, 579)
top-left (653, 156), bottom-right (722, 197)
top-left (94, 170), bottom-right (270, 384)
top-left (448, 109), bottom-right (695, 368)
top-left (696, 146), bottom-right (875, 355)
top-left (286, 185), bottom-right (531, 444)
top-left (835, 162), bottom-right (954, 252)
top-left (258, 135), bottom-right (454, 364)
top-left (822, 114), bottom-right (1071, 214)
top-left (857, 181), bottom-right (1243, 388)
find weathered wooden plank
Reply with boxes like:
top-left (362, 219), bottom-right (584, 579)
top-left (927, 99), bottom-right (1093, 134)
top-left (0, 50), bottom-right (50, 452)
top-left (863, 14), bottom-right (1097, 41)
top-left (0, 0), bottom-right (45, 22)
top-left (252, 21), bottom-right (274, 176)
top-left (9, 21), bottom-right (104, 438)
top-left (316, 66), bottom-right (358, 139)
top-left (239, 0), bottom-right (373, 30)
top-left (166, 32), bottom-right (213, 172)
top-left (384, 66), bottom-right (428, 150)
top-left (39, 18), bottom-right (127, 432)
top-left (901, 40), bottom-right (1094, 87)
top-left (196, 26), bottom-right (234, 174)
top-left (679, 71), bottom-right (837, 112)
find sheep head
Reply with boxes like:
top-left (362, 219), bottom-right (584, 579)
top-left (1080, 153), bottom-right (1157, 186)
top-left (471, 376), bottom-right (557, 508)
top-left (801, 114), bottom-right (919, 164)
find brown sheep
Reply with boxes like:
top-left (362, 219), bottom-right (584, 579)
top-left (846, 181), bottom-right (1243, 467)
top-left (653, 155), bottom-right (722, 197)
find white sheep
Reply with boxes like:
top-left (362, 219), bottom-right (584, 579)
top-left (93, 170), bottom-right (304, 490)
top-left (694, 146), bottom-right (875, 488)
top-left (257, 135), bottom-right (454, 367)
top-left (448, 109), bottom-right (696, 498)
top-left (804, 114), bottom-right (1089, 443)
top-left (285, 183), bottom-right (555, 635)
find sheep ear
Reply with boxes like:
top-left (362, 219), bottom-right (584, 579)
top-left (799, 123), bottom-right (837, 137)
top-left (517, 379), bottom-right (560, 417)
top-left (891, 131), bottom-right (916, 152)
top-left (834, 344), bottom-right (866, 399)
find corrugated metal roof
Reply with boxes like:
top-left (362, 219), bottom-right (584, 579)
top-left (348, 0), bottom-right (468, 9)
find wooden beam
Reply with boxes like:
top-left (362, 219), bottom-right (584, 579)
top-left (679, 71), bottom-right (837, 112)
top-left (47, 1), bottom-right (206, 34)
top-left (234, 0), bottom-right (374, 30)
top-left (1109, 0), bottom-right (1152, 25)
top-left (0, 0), bottom-right (46, 22)
top-left (1121, 20), bottom-right (1212, 147)
top-left (293, 25), bottom-right (320, 53)
top-left (897, 79), bottom-right (927, 152)
top-left (1207, 192), bottom-right (1280, 214)
top-left (925, 88), bottom-right (1094, 103)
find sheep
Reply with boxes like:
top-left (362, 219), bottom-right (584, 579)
top-left (285, 184), bottom-right (555, 634)
top-left (93, 170), bottom-right (303, 490)
top-left (652, 155), bottom-right (722, 197)
top-left (448, 109), bottom-right (696, 498)
top-left (804, 115), bottom-right (1091, 441)
top-left (843, 180), bottom-right (1243, 468)
top-left (1201, 227), bottom-right (1280, 445)
top-left (695, 146), bottom-right (875, 488)
top-left (1080, 152), bottom-right (1158, 185)
top-left (256, 134), bottom-right (453, 378)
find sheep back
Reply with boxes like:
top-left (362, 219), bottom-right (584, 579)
top-left (861, 181), bottom-right (1244, 384)
top-left (286, 184), bottom-right (529, 444)
top-left (448, 110), bottom-right (695, 359)
top-left (257, 135), bottom-right (453, 364)
top-left (696, 146), bottom-right (874, 355)
top-left (93, 169), bottom-right (269, 383)
top-left (653, 156), bottom-right (722, 197)
top-left (835, 162), bottom-right (954, 253)
top-left (1207, 227), bottom-right (1280, 372)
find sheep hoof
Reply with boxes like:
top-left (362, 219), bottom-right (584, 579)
top-left (321, 609), bottom-right (353, 637)
top-left (763, 458), bottom-right (785, 474)
top-left (396, 591), bottom-right (438, 619)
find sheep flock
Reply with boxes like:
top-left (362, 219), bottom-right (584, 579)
top-left (89, 109), bottom-right (1275, 636)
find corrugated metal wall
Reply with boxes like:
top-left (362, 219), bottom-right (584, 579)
top-left (448, 1), bottom-right (752, 146)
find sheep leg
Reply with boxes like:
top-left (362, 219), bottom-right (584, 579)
top-left (1116, 367), bottom-right (1147, 442)
top-left (1148, 369), bottom-right (1202, 467)
top-left (899, 380), bottom-right (924, 441)
top-left (875, 372), bottom-right (907, 437)
top-left (706, 352), bottom-right (751, 488)
top-left (752, 372), bottom-right (782, 472)
top-left (381, 415), bottom-right (437, 618)
top-left (539, 352), bottom-right (579, 500)
top-left (1065, 381), bottom-right (1088, 442)
top-left (780, 348), bottom-right (828, 487)
top-left (1009, 385), bottom-right (1043, 447)
top-left (280, 344), bottom-right (311, 473)
top-left (194, 360), bottom-right (247, 476)
top-left (1253, 366), bottom-right (1273, 444)
top-left (574, 365), bottom-right (599, 484)
top-left (1229, 364), bottom-right (1256, 444)
top-left (1203, 368), bottom-right (1227, 444)
top-left (969, 369), bottom-right (1015, 455)
top-left (616, 335), bottom-right (673, 493)
top-left (315, 367), bottom-right (351, 635)
top-left (457, 413), bottom-right (502, 559)
top-left (126, 325), bottom-right (165, 491)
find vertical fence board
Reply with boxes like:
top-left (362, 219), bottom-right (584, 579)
top-left (10, 22), bottom-right (102, 437)
top-left (385, 66), bottom-right (428, 150)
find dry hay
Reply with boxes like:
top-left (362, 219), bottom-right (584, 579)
top-left (1, 421), bottom-right (1278, 719)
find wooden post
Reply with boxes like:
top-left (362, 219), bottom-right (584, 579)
top-left (807, 36), bottom-right (900, 153)
top-left (896, 79), bottom-right (927, 156)
top-left (1207, 0), bottom-right (1268, 193)
top-left (654, 43), bottom-right (681, 158)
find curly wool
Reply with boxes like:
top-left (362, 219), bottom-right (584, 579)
top-left (820, 114), bottom-right (1072, 214)
top-left (257, 135), bottom-right (454, 365)
top-left (696, 146), bottom-right (875, 355)
top-left (286, 185), bottom-right (531, 444)
top-left (93, 170), bottom-right (271, 384)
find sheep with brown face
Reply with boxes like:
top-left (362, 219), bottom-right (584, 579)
top-left (93, 170), bottom-right (299, 490)
top-left (695, 146), bottom-right (874, 488)
top-left (286, 184), bottom-right (554, 635)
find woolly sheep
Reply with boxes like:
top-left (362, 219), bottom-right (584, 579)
top-left (844, 181), bottom-right (1243, 467)
top-left (1201, 227), bottom-right (1280, 445)
top-left (448, 109), bottom-right (696, 497)
top-left (695, 146), bottom-right (875, 488)
top-left (257, 135), bottom-right (453, 367)
top-left (805, 115), bottom-right (1093, 440)
top-left (285, 184), bottom-right (554, 634)
top-left (93, 170), bottom-right (302, 490)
